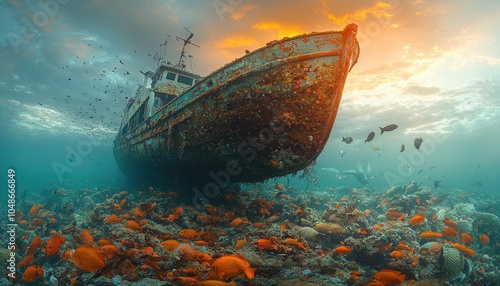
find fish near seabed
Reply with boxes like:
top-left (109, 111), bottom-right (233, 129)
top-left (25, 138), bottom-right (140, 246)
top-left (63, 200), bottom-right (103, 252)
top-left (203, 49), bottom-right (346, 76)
top-left (400, 144), bottom-right (405, 152)
top-left (414, 137), bottom-right (423, 152)
top-left (365, 131), bottom-right (375, 143)
top-left (342, 137), bottom-right (353, 144)
top-left (379, 124), bottom-right (398, 134)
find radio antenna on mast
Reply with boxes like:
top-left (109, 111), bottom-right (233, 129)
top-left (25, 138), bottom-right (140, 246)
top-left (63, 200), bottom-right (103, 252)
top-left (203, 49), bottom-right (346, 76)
top-left (175, 27), bottom-right (199, 70)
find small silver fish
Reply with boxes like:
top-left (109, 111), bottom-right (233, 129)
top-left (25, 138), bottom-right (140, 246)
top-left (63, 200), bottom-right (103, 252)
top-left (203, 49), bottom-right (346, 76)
top-left (52, 189), bottom-right (67, 196)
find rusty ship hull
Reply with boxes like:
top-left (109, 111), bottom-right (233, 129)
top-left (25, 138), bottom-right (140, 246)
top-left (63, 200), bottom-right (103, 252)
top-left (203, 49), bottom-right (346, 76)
top-left (113, 24), bottom-right (359, 187)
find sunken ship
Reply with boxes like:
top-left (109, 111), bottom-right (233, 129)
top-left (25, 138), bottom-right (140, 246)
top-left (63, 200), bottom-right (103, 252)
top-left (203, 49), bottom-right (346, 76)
top-left (113, 24), bottom-right (360, 188)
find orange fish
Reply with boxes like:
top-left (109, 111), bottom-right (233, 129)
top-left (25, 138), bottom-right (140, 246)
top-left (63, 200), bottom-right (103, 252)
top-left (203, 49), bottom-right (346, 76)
top-left (61, 250), bottom-right (72, 260)
top-left (252, 222), bottom-right (266, 228)
top-left (373, 269), bottom-right (406, 285)
top-left (235, 238), bottom-right (247, 250)
top-left (461, 233), bottom-right (474, 245)
top-left (97, 239), bottom-right (113, 246)
top-left (129, 206), bottom-right (146, 219)
top-left (104, 215), bottom-right (121, 224)
top-left (441, 227), bottom-right (458, 237)
top-left (420, 231), bottom-right (442, 239)
top-left (80, 229), bottom-right (94, 246)
top-left (195, 240), bottom-right (209, 246)
top-left (230, 218), bottom-right (248, 228)
top-left (172, 276), bottom-right (200, 285)
top-left (125, 220), bottom-right (144, 231)
top-left (385, 209), bottom-right (405, 220)
top-left (207, 254), bottom-right (256, 280)
top-left (25, 236), bottom-right (44, 255)
top-left (162, 239), bottom-right (180, 251)
top-left (408, 214), bottom-right (425, 226)
top-left (101, 244), bottom-right (120, 259)
top-left (283, 238), bottom-right (307, 250)
top-left (396, 241), bottom-right (414, 252)
top-left (69, 245), bottom-right (106, 272)
top-left (254, 239), bottom-right (278, 251)
top-left (442, 217), bottom-right (458, 228)
top-left (21, 265), bottom-right (44, 282)
top-left (167, 213), bottom-right (179, 222)
top-left (179, 229), bottom-right (201, 240)
top-left (45, 233), bottom-right (66, 256)
top-left (390, 250), bottom-right (405, 259)
top-left (450, 242), bottom-right (475, 257)
top-left (29, 204), bottom-right (44, 217)
top-left (332, 245), bottom-right (352, 255)
top-left (17, 254), bottom-right (34, 268)
top-left (196, 253), bottom-right (214, 265)
top-left (479, 234), bottom-right (490, 244)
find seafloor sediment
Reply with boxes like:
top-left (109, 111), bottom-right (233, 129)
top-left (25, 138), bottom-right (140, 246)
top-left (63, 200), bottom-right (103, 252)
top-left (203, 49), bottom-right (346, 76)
top-left (1, 181), bottom-right (499, 285)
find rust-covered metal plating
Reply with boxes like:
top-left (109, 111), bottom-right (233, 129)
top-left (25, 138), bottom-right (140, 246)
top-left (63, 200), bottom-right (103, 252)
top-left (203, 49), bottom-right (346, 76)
top-left (113, 24), bottom-right (360, 187)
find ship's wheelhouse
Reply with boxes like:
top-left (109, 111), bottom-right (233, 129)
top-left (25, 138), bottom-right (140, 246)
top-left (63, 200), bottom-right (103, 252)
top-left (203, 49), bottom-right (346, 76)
top-left (118, 65), bottom-right (202, 136)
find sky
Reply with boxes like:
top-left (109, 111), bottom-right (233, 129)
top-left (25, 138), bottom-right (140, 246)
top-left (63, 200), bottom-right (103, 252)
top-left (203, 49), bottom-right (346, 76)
top-left (1, 0), bottom-right (499, 190)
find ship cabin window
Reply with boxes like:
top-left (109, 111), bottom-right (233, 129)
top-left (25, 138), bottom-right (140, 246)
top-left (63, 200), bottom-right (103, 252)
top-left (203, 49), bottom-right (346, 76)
top-left (177, 74), bottom-right (194, 86)
top-left (165, 72), bottom-right (176, 81)
top-left (153, 92), bottom-right (176, 112)
top-left (127, 100), bottom-right (148, 132)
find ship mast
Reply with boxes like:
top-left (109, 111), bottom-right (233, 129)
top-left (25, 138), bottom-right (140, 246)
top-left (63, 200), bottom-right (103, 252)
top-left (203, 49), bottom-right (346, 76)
top-left (175, 27), bottom-right (199, 70)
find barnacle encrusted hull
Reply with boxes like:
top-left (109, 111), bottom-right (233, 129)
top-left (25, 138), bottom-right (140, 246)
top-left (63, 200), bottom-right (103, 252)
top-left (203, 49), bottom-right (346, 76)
top-left (113, 25), bottom-right (360, 186)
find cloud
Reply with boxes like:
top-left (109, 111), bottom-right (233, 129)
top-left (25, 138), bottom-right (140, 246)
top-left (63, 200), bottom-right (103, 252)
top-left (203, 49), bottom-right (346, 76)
top-left (215, 36), bottom-right (256, 49)
top-left (401, 84), bottom-right (441, 96)
top-left (324, 1), bottom-right (399, 28)
top-left (253, 21), bottom-right (305, 38)
top-left (475, 55), bottom-right (500, 66)
top-left (229, 4), bottom-right (257, 20)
